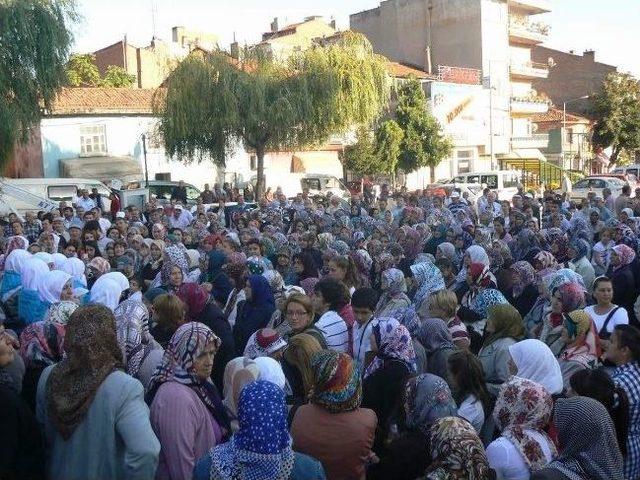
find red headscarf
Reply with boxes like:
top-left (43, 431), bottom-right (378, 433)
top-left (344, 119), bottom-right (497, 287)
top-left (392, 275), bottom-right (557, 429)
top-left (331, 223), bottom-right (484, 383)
top-left (176, 283), bottom-right (209, 322)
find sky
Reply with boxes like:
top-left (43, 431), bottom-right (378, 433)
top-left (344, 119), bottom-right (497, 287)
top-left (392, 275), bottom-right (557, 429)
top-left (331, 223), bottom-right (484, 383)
top-left (71, 0), bottom-right (640, 76)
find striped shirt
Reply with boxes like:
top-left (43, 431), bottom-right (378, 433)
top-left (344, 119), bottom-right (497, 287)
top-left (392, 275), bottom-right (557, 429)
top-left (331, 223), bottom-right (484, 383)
top-left (316, 310), bottom-right (349, 354)
top-left (448, 316), bottom-right (471, 349)
top-left (614, 361), bottom-right (640, 480)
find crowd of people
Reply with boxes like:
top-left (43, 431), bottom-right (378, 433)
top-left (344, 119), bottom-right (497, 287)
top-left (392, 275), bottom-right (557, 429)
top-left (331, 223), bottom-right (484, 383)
top-left (1, 180), bottom-right (640, 480)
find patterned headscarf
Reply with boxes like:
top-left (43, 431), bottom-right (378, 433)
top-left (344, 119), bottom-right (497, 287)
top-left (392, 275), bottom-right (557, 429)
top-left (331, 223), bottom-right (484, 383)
top-left (417, 317), bottom-right (455, 354)
top-left (547, 268), bottom-right (586, 293)
top-left (410, 261), bottom-right (445, 310)
top-left (310, 351), bottom-right (361, 414)
top-left (364, 321), bottom-right (416, 378)
top-left (19, 301), bottom-right (78, 369)
top-left (560, 310), bottom-right (601, 367)
top-left (147, 322), bottom-right (228, 429)
top-left (493, 377), bottom-right (557, 471)
top-left (612, 244), bottom-right (636, 270)
top-left (554, 282), bottom-right (586, 313)
top-left (549, 396), bottom-right (624, 480)
top-left (569, 238), bottom-right (590, 262)
top-left (470, 288), bottom-right (508, 318)
top-left (404, 373), bottom-right (457, 436)
top-left (243, 328), bottom-right (287, 360)
top-left (425, 417), bottom-right (492, 480)
top-left (483, 304), bottom-right (525, 347)
top-left (351, 249), bottom-right (373, 288)
top-left (246, 256), bottom-right (265, 275)
top-left (114, 298), bottom-right (153, 378)
top-left (88, 256), bottom-right (111, 275)
top-left (209, 381), bottom-right (295, 480)
top-left (510, 261), bottom-right (536, 297)
top-left (176, 283), bottom-right (209, 322)
top-left (46, 305), bottom-right (124, 440)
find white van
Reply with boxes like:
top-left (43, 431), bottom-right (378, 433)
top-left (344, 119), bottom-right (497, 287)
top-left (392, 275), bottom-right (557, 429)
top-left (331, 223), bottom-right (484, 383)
top-left (0, 178), bottom-right (113, 216)
top-left (250, 173), bottom-right (350, 199)
top-left (452, 170), bottom-right (522, 201)
top-left (611, 164), bottom-right (640, 182)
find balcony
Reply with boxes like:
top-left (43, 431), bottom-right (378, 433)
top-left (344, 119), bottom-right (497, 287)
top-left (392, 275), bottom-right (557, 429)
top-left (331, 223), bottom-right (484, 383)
top-left (508, 0), bottom-right (552, 14)
top-left (509, 61), bottom-right (549, 79)
top-left (509, 19), bottom-right (550, 44)
top-left (511, 95), bottom-right (550, 114)
top-left (511, 134), bottom-right (549, 149)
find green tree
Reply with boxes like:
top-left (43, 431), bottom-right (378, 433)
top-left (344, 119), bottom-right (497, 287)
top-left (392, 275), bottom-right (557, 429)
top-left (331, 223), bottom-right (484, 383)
top-left (396, 78), bottom-right (452, 179)
top-left (101, 65), bottom-right (136, 87)
top-left (343, 120), bottom-right (404, 176)
top-left (374, 120), bottom-right (404, 175)
top-left (156, 33), bottom-right (390, 198)
top-left (66, 53), bottom-right (101, 87)
top-left (592, 72), bottom-right (640, 165)
top-left (0, 0), bottom-right (75, 167)
top-left (343, 126), bottom-right (377, 174)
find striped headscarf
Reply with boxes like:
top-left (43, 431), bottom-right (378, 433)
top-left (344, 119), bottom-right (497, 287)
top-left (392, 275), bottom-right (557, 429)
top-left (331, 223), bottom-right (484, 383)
top-left (310, 351), bottom-right (362, 414)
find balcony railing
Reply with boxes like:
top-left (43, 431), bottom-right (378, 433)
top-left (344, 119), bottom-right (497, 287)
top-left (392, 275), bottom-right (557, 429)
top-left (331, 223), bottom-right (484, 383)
top-left (511, 134), bottom-right (550, 148)
top-left (509, 61), bottom-right (549, 79)
top-left (508, 0), bottom-right (552, 14)
top-left (509, 18), bottom-right (550, 44)
top-left (511, 95), bottom-right (550, 114)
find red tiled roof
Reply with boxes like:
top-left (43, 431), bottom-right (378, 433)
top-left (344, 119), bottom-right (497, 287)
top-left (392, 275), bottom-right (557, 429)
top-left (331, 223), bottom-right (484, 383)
top-left (48, 87), bottom-right (161, 115)
top-left (532, 107), bottom-right (591, 124)
top-left (387, 61), bottom-right (436, 80)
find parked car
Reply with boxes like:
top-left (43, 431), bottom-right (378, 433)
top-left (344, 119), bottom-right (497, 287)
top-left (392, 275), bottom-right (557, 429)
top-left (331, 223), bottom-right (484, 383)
top-left (451, 170), bottom-right (522, 201)
top-left (568, 175), bottom-right (627, 201)
top-left (124, 180), bottom-right (202, 206)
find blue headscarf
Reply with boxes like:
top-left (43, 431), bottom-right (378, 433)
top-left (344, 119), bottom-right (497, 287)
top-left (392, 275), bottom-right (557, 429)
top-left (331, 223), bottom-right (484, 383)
top-left (569, 238), bottom-right (590, 261)
top-left (208, 250), bottom-right (232, 304)
top-left (234, 275), bottom-right (276, 355)
top-left (471, 288), bottom-right (508, 318)
top-left (208, 381), bottom-right (294, 480)
top-left (410, 261), bottom-right (445, 310)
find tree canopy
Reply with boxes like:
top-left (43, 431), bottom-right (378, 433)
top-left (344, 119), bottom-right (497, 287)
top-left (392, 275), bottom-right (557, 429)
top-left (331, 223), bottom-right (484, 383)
top-left (0, 0), bottom-right (76, 168)
top-left (592, 72), bottom-right (640, 165)
top-left (66, 53), bottom-right (136, 87)
top-left (156, 33), bottom-right (390, 197)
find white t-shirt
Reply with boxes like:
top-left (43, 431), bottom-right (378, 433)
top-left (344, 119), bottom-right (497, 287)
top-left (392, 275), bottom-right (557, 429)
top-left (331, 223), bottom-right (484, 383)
top-left (316, 310), bottom-right (349, 354)
top-left (457, 395), bottom-right (485, 433)
top-left (486, 430), bottom-right (554, 480)
top-left (584, 305), bottom-right (629, 335)
top-left (352, 317), bottom-right (378, 366)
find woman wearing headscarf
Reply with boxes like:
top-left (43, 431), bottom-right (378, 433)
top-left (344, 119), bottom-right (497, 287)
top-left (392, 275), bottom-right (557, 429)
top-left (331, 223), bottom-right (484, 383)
top-left (417, 317), bottom-right (457, 382)
top-left (206, 250), bottom-right (233, 306)
top-left (86, 256), bottom-right (111, 289)
top-left (551, 236), bottom-right (571, 266)
top-left (539, 282), bottom-right (586, 354)
top-left (19, 301), bottom-right (78, 411)
top-left (291, 351), bottom-right (376, 480)
top-left (113, 297), bottom-right (163, 390)
top-left (362, 321), bottom-right (416, 450)
top-left (18, 257), bottom-right (51, 325)
top-left (222, 262), bottom-right (248, 329)
top-left (367, 374), bottom-right (458, 480)
top-left (531, 397), bottom-right (624, 480)
top-left (140, 239), bottom-right (165, 289)
top-left (0, 235), bottom-right (29, 272)
top-left (557, 310), bottom-right (601, 388)
top-left (567, 238), bottom-right (595, 295)
top-left (0, 248), bottom-right (31, 298)
top-left (194, 380), bottom-right (325, 480)
top-left (176, 283), bottom-right (235, 393)
top-left (148, 322), bottom-right (230, 480)
top-left (478, 303), bottom-right (525, 396)
top-left (607, 244), bottom-right (638, 325)
top-left (508, 339), bottom-right (564, 397)
top-left (89, 276), bottom-right (126, 312)
top-left (232, 274), bottom-right (276, 356)
top-left (487, 377), bottom-right (556, 479)
top-left (512, 228), bottom-right (541, 263)
top-left (60, 256), bottom-right (87, 291)
top-left (425, 417), bottom-right (494, 479)
top-left (292, 252), bottom-right (319, 288)
top-left (507, 260), bottom-right (538, 317)
top-left (37, 270), bottom-right (73, 307)
top-left (423, 225), bottom-right (448, 256)
top-left (409, 261), bottom-right (445, 317)
top-left (36, 304), bottom-right (160, 480)
top-left (374, 268), bottom-right (410, 317)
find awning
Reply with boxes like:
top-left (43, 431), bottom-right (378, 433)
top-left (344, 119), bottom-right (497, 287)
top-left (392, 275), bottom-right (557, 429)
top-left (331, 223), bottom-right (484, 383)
top-left (501, 148), bottom-right (547, 161)
top-left (59, 156), bottom-right (142, 184)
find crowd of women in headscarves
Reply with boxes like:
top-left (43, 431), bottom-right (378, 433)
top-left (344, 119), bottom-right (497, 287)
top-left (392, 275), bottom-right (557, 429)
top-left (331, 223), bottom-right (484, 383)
top-left (1, 183), bottom-right (640, 480)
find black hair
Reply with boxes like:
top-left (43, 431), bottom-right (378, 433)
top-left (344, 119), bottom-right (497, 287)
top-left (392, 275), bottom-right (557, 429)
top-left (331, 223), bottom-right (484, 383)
top-left (168, 227), bottom-right (183, 235)
top-left (83, 241), bottom-right (102, 257)
top-left (83, 219), bottom-right (101, 234)
top-left (293, 252), bottom-right (319, 281)
top-left (613, 325), bottom-right (640, 362)
top-left (314, 278), bottom-right (347, 311)
top-left (493, 216), bottom-right (505, 226)
top-left (434, 257), bottom-right (455, 274)
top-left (570, 368), bottom-right (629, 455)
top-left (447, 350), bottom-right (493, 417)
top-left (351, 287), bottom-right (379, 311)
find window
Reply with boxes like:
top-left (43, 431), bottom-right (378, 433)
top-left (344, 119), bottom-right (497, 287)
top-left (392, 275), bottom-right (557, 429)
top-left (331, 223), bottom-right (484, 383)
top-left (456, 150), bottom-right (473, 174)
top-left (186, 186), bottom-right (201, 200)
top-left (149, 185), bottom-right (173, 200)
top-left (573, 180), bottom-right (589, 189)
top-left (503, 173), bottom-right (520, 189)
top-left (301, 178), bottom-right (321, 191)
top-left (565, 128), bottom-right (573, 144)
top-left (80, 124), bottom-right (107, 156)
top-left (250, 155), bottom-right (257, 171)
top-left (47, 185), bottom-right (77, 201)
top-left (481, 175), bottom-right (498, 189)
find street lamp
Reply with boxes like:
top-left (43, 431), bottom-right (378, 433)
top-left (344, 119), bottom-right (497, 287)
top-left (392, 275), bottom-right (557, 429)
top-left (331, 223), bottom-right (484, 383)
top-left (562, 95), bottom-right (590, 169)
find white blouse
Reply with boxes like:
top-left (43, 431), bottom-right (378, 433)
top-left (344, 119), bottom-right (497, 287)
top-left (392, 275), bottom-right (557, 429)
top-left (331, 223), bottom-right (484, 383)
top-left (486, 430), bottom-right (554, 480)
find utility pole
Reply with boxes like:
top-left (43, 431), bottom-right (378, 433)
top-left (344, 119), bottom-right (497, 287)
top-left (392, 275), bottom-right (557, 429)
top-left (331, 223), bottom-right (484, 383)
top-left (141, 134), bottom-right (149, 188)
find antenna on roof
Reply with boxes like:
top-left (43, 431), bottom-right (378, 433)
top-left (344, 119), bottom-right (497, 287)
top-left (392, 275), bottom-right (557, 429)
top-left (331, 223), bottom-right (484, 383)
top-left (150, 0), bottom-right (157, 38)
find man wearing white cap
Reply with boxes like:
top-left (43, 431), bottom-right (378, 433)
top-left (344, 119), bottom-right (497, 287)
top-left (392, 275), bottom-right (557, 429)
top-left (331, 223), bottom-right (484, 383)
top-left (168, 203), bottom-right (193, 229)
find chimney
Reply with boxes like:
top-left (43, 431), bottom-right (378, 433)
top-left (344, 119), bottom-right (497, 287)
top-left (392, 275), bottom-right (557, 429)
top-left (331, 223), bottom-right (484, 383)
top-left (230, 33), bottom-right (239, 60)
top-left (270, 17), bottom-right (279, 32)
top-left (330, 19), bottom-right (336, 29)
top-left (584, 49), bottom-right (595, 61)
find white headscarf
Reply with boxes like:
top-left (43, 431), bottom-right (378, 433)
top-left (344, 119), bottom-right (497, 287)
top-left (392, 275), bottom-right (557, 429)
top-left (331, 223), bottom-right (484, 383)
top-left (100, 271), bottom-right (130, 292)
top-left (37, 270), bottom-right (71, 304)
top-left (21, 258), bottom-right (50, 291)
top-left (254, 356), bottom-right (287, 391)
top-left (52, 253), bottom-right (67, 270)
top-left (509, 339), bottom-right (564, 395)
top-left (34, 251), bottom-right (54, 268)
top-left (4, 249), bottom-right (32, 274)
top-left (60, 257), bottom-right (87, 288)
top-left (90, 276), bottom-right (124, 311)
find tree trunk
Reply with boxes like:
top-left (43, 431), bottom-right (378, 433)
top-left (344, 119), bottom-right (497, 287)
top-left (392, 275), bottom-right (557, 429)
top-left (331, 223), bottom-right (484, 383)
top-left (255, 146), bottom-right (265, 201)
top-left (609, 145), bottom-right (621, 167)
top-left (429, 164), bottom-right (436, 184)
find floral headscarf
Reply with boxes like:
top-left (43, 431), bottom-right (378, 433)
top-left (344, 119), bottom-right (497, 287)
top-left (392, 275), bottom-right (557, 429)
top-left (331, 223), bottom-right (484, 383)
top-left (547, 268), bottom-right (586, 293)
top-left (569, 238), bottom-right (590, 262)
top-left (351, 249), bottom-right (373, 288)
top-left (425, 417), bottom-right (492, 480)
top-left (114, 298), bottom-right (153, 378)
top-left (612, 244), bottom-right (636, 270)
top-left (404, 373), bottom-right (457, 436)
top-left (417, 317), bottom-right (455, 354)
top-left (471, 288), bottom-right (508, 319)
top-left (208, 381), bottom-right (295, 480)
top-left (510, 261), bottom-right (536, 297)
top-left (364, 321), bottom-right (416, 378)
top-left (410, 261), bottom-right (445, 310)
top-left (554, 282), bottom-right (586, 313)
top-left (493, 377), bottom-right (557, 471)
top-left (560, 310), bottom-right (601, 367)
top-left (310, 351), bottom-right (362, 414)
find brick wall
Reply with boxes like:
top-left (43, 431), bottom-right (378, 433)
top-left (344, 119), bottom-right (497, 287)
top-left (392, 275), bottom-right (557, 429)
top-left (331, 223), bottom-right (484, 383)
top-left (532, 46), bottom-right (617, 116)
top-left (94, 41), bottom-right (126, 76)
top-left (3, 126), bottom-right (44, 178)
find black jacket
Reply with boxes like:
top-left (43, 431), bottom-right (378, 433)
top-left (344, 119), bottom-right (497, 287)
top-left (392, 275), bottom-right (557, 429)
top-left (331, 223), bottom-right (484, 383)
top-left (198, 300), bottom-right (235, 393)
